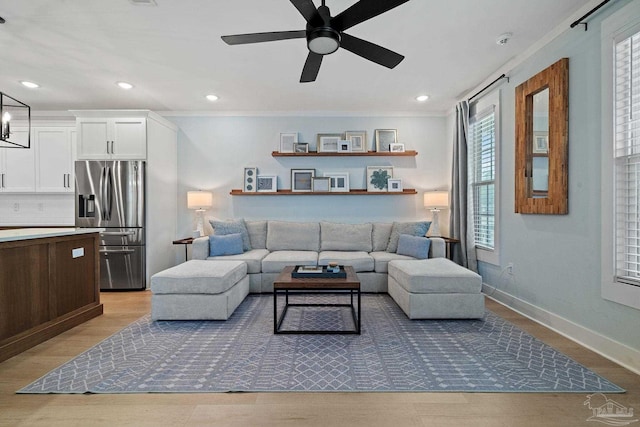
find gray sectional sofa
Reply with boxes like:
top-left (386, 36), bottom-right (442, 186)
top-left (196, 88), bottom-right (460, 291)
top-left (192, 219), bottom-right (445, 293)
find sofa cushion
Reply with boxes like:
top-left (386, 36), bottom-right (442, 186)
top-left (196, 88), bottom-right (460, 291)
top-left (262, 250), bottom-right (319, 273)
top-left (369, 251), bottom-right (416, 273)
top-left (151, 260), bottom-right (247, 295)
top-left (210, 218), bottom-right (251, 251)
top-left (209, 233), bottom-right (244, 256)
top-left (266, 221), bottom-right (320, 251)
top-left (207, 248), bottom-right (269, 274)
top-left (318, 251), bottom-right (374, 272)
top-left (386, 221), bottom-right (431, 253)
top-left (320, 222), bottom-right (372, 252)
top-left (372, 222), bottom-right (393, 252)
top-left (396, 234), bottom-right (431, 259)
top-left (388, 258), bottom-right (482, 294)
top-left (246, 220), bottom-right (267, 249)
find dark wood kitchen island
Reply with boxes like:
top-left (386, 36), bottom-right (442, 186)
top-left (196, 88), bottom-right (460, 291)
top-left (0, 228), bottom-right (103, 362)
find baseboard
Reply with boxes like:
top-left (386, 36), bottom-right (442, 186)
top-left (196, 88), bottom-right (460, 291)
top-left (482, 284), bottom-right (640, 376)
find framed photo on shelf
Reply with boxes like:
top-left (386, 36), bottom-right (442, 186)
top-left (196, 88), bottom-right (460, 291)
top-left (323, 172), bottom-right (350, 192)
top-left (533, 132), bottom-right (549, 154)
top-left (293, 143), bottom-right (309, 153)
top-left (312, 177), bottom-right (331, 192)
top-left (387, 178), bottom-right (403, 192)
top-left (280, 132), bottom-right (298, 153)
top-left (338, 140), bottom-right (352, 153)
top-left (243, 167), bottom-right (257, 192)
top-left (291, 169), bottom-right (315, 192)
top-left (345, 131), bottom-right (367, 152)
top-left (366, 166), bottom-right (394, 192)
top-left (317, 133), bottom-right (342, 152)
top-left (256, 175), bottom-right (277, 192)
top-left (389, 143), bottom-right (405, 153)
top-left (375, 129), bottom-right (398, 152)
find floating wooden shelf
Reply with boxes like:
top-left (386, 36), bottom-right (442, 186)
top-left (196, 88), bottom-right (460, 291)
top-left (272, 150), bottom-right (418, 157)
top-left (230, 189), bottom-right (417, 196)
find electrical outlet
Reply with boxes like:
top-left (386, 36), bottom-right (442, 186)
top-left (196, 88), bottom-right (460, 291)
top-left (506, 263), bottom-right (514, 275)
top-left (13, 203), bottom-right (19, 212)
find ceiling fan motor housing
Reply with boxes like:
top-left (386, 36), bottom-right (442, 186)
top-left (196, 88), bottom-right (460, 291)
top-left (307, 27), bottom-right (341, 55)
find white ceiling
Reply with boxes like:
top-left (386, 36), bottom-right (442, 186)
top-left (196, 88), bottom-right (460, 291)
top-left (0, 0), bottom-right (595, 115)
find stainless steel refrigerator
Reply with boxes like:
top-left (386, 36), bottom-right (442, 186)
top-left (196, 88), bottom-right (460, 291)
top-left (75, 160), bottom-right (146, 290)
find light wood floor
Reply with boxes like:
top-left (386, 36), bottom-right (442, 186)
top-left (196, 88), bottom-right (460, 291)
top-left (0, 291), bottom-right (638, 427)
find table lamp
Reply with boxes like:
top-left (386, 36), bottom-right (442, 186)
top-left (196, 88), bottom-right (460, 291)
top-left (187, 190), bottom-right (213, 237)
top-left (423, 191), bottom-right (449, 237)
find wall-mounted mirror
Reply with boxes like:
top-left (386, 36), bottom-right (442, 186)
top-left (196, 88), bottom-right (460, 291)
top-left (515, 58), bottom-right (568, 214)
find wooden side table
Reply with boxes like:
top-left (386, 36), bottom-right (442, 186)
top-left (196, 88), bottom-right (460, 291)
top-left (439, 236), bottom-right (460, 261)
top-left (172, 237), bottom-right (195, 261)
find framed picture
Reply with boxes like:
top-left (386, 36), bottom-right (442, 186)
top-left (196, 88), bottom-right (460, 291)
top-left (256, 175), bottom-right (277, 192)
top-left (280, 132), bottom-right (298, 153)
top-left (338, 140), bottom-right (351, 153)
top-left (243, 167), bottom-right (257, 192)
top-left (533, 132), bottom-right (549, 154)
top-left (375, 129), bottom-right (398, 152)
top-left (345, 131), bottom-right (367, 152)
top-left (323, 172), bottom-right (350, 192)
top-left (312, 177), bottom-right (331, 192)
top-left (291, 168), bottom-right (315, 192)
top-left (387, 178), bottom-right (403, 192)
top-left (317, 133), bottom-right (342, 152)
top-left (294, 142), bottom-right (309, 153)
top-left (366, 166), bottom-right (394, 192)
top-left (389, 143), bottom-right (405, 153)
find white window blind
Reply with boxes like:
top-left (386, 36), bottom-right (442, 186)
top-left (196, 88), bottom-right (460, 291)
top-left (469, 106), bottom-right (495, 250)
top-left (615, 30), bottom-right (640, 287)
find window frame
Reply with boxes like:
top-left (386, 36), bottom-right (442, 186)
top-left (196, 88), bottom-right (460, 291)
top-left (601, 0), bottom-right (640, 310)
top-left (468, 93), bottom-right (501, 265)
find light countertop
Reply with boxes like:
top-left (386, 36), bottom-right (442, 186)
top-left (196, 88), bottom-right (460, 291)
top-left (0, 228), bottom-right (104, 243)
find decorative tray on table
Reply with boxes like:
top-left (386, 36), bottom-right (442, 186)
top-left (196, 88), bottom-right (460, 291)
top-left (291, 265), bottom-right (347, 279)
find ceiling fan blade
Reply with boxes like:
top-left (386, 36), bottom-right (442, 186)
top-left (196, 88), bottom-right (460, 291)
top-left (290, 0), bottom-right (323, 27)
top-left (221, 30), bottom-right (305, 45)
top-left (300, 52), bottom-right (323, 83)
top-left (331, 0), bottom-right (411, 32)
top-left (340, 33), bottom-right (404, 69)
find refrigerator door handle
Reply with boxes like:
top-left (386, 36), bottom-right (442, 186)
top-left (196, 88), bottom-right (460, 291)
top-left (104, 167), bottom-right (113, 221)
top-left (101, 231), bottom-right (136, 236)
top-left (99, 249), bottom-right (136, 254)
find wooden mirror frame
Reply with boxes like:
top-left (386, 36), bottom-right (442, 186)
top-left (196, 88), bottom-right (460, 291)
top-left (515, 58), bottom-right (569, 214)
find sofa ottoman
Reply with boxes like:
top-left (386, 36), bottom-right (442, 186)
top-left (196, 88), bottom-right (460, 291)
top-left (151, 260), bottom-right (249, 320)
top-left (387, 258), bottom-right (484, 319)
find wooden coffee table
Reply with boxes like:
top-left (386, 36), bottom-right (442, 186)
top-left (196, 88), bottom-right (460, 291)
top-left (273, 265), bottom-right (361, 335)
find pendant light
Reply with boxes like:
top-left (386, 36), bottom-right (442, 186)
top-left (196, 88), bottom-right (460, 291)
top-left (0, 92), bottom-right (31, 149)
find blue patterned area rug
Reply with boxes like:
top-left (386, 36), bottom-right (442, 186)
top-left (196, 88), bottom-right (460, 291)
top-left (18, 294), bottom-right (623, 394)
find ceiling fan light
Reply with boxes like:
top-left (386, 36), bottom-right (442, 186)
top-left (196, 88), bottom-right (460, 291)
top-left (307, 28), bottom-right (340, 55)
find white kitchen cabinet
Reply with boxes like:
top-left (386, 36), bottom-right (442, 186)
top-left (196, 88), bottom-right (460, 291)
top-left (76, 117), bottom-right (146, 160)
top-left (0, 127), bottom-right (36, 192)
top-left (35, 127), bottom-right (76, 193)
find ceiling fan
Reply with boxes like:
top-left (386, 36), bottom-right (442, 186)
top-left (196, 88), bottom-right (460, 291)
top-left (221, 0), bottom-right (411, 83)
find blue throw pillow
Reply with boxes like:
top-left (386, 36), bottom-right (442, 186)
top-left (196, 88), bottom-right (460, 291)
top-left (209, 233), bottom-right (244, 256)
top-left (396, 234), bottom-right (431, 259)
top-left (386, 221), bottom-right (431, 252)
top-left (209, 218), bottom-right (251, 251)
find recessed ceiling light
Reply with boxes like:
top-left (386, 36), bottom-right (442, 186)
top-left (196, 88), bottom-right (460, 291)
top-left (117, 81), bottom-right (134, 90)
top-left (206, 94), bottom-right (219, 102)
top-left (20, 81), bottom-right (40, 89)
top-left (416, 95), bottom-right (429, 102)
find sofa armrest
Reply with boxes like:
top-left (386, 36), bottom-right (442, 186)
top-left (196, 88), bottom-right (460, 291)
top-left (428, 237), bottom-right (445, 258)
top-left (192, 236), bottom-right (209, 260)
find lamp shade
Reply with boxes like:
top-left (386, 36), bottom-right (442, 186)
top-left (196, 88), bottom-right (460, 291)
top-left (423, 191), bottom-right (449, 209)
top-left (187, 191), bottom-right (213, 210)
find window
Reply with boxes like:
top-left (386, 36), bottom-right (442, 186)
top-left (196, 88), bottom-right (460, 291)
top-left (601, 0), bottom-right (640, 310)
top-left (614, 30), bottom-right (640, 287)
top-left (469, 106), bottom-right (496, 250)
